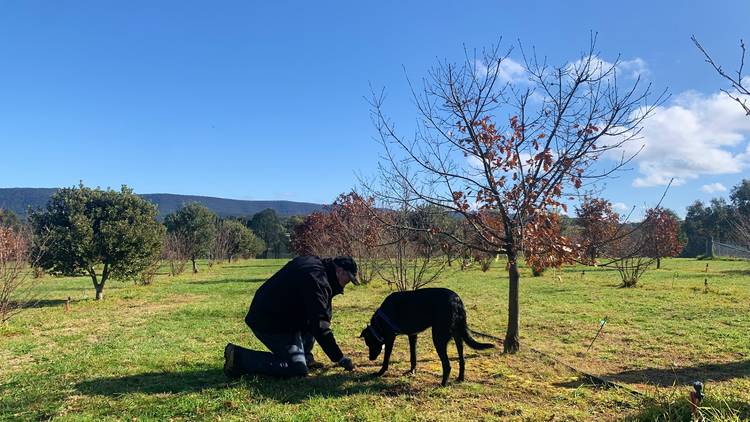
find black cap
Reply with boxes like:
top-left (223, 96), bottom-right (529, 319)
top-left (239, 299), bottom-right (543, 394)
top-left (333, 256), bottom-right (359, 285)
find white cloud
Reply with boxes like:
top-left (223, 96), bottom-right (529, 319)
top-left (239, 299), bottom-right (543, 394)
top-left (612, 90), bottom-right (750, 187)
top-left (568, 55), bottom-right (649, 81)
top-left (613, 202), bottom-right (628, 213)
top-left (700, 182), bottom-right (727, 194)
top-left (475, 58), bottom-right (526, 83)
top-left (618, 58), bottom-right (649, 79)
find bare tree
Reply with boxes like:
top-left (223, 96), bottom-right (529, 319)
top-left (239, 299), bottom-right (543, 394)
top-left (163, 232), bottom-right (189, 276)
top-left (693, 36), bottom-right (749, 116)
top-left (367, 37), bottom-right (663, 352)
top-left (376, 208), bottom-right (447, 292)
top-left (608, 228), bottom-right (654, 287)
top-left (328, 192), bottom-right (383, 284)
top-left (0, 227), bottom-right (40, 323)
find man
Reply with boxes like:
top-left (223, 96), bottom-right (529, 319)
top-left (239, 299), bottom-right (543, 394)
top-left (223, 255), bottom-right (358, 378)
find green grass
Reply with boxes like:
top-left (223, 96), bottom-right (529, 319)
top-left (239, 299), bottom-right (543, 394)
top-left (1, 258), bottom-right (749, 421)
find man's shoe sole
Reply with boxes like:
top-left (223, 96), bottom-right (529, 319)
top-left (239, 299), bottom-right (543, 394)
top-left (224, 343), bottom-right (239, 379)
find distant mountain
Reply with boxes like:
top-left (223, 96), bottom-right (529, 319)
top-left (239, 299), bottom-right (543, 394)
top-left (0, 188), bottom-right (325, 219)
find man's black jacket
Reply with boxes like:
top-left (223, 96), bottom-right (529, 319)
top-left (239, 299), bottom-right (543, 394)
top-left (245, 255), bottom-right (344, 362)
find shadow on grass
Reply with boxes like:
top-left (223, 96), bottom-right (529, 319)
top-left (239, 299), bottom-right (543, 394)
top-left (718, 269), bottom-right (750, 277)
top-left (625, 396), bottom-right (750, 421)
top-left (553, 375), bottom-right (618, 390)
top-left (188, 277), bottom-right (267, 285)
top-left (8, 299), bottom-right (69, 309)
top-left (603, 360), bottom-right (750, 387)
top-left (75, 367), bottom-right (415, 403)
top-left (76, 368), bottom-right (228, 396)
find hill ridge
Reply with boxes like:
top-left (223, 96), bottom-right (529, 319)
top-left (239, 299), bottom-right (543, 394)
top-left (0, 187), bottom-right (325, 218)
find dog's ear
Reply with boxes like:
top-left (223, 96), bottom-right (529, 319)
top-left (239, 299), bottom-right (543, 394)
top-left (359, 326), bottom-right (367, 338)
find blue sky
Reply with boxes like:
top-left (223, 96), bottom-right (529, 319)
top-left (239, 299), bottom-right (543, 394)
top-left (1, 1), bottom-right (748, 216)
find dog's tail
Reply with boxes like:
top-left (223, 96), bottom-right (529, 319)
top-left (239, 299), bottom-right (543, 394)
top-left (462, 325), bottom-right (495, 350)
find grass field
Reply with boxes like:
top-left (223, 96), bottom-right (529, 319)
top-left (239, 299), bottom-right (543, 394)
top-left (1, 258), bottom-right (749, 421)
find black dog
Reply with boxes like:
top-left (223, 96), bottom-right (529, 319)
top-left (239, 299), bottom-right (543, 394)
top-left (360, 287), bottom-right (493, 386)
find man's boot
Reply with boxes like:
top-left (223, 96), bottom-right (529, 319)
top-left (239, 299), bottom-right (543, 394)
top-left (224, 343), bottom-right (241, 379)
top-left (231, 344), bottom-right (309, 377)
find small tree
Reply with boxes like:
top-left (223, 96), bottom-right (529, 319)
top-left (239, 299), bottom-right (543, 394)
top-left (328, 192), bottom-right (383, 284)
top-left (368, 39), bottom-right (662, 352)
top-left (290, 212), bottom-right (340, 257)
top-left (0, 227), bottom-right (41, 323)
top-left (575, 197), bottom-right (621, 265)
top-left (0, 209), bottom-right (22, 231)
top-left (608, 228), bottom-right (654, 287)
top-left (30, 184), bottom-right (164, 300)
top-left (641, 208), bottom-right (684, 269)
top-left (164, 203), bottom-right (217, 273)
top-left (377, 209), bottom-right (447, 292)
top-left (249, 209), bottom-right (285, 258)
top-left (730, 179), bottom-right (750, 220)
top-left (220, 219), bottom-right (265, 262)
top-left (163, 232), bottom-right (190, 276)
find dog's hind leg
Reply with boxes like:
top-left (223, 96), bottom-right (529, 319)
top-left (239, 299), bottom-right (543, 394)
top-left (405, 334), bottom-right (417, 375)
top-left (453, 334), bottom-right (465, 382)
top-left (432, 330), bottom-right (451, 386)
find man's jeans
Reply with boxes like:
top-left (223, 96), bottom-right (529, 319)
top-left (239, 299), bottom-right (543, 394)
top-left (232, 328), bottom-right (316, 377)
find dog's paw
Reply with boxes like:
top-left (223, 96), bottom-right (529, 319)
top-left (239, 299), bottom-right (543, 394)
top-left (403, 369), bottom-right (417, 376)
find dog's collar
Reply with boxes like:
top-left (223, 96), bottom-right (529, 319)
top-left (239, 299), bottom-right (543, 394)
top-left (367, 325), bottom-right (384, 343)
top-left (375, 308), bottom-right (401, 334)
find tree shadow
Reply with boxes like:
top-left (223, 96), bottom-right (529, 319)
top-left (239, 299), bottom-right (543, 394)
top-left (553, 375), bottom-right (618, 390)
top-left (7, 299), bottom-right (69, 309)
top-left (602, 360), bottom-right (750, 387)
top-left (188, 277), bottom-right (266, 285)
top-left (75, 366), bottom-right (417, 403)
top-left (718, 269), bottom-right (750, 277)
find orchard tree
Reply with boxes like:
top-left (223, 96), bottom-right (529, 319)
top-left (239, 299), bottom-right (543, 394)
top-left (30, 184), bottom-right (164, 300)
top-left (249, 209), bottom-right (285, 258)
top-left (0, 227), bottom-right (40, 322)
top-left (289, 211), bottom-right (340, 257)
top-left (368, 39), bottom-right (662, 352)
top-left (164, 203), bottom-right (217, 273)
top-left (0, 209), bottom-right (21, 230)
top-left (575, 197), bottom-right (621, 264)
top-left (730, 179), bottom-right (750, 217)
top-left (641, 208), bottom-right (684, 269)
top-left (328, 192), bottom-right (383, 283)
top-left (220, 219), bottom-right (265, 262)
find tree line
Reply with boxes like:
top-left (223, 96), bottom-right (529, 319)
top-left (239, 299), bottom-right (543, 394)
top-left (0, 183), bottom-right (304, 307)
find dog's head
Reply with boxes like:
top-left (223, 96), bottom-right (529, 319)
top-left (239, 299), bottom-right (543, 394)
top-left (359, 325), bottom-right (384, 360)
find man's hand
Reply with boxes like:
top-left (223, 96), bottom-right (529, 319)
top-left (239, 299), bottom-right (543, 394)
top-left (338, 356), bottom-right (354, 371)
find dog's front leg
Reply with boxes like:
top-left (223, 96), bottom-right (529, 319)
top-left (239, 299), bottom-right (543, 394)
top-left (375, 338), bottom-right (394, 377)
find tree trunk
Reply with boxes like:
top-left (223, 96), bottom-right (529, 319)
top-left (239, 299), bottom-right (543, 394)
top-left (656, 257), bottom-right (661, 269)
top-left (504, 253), bottom-right (520, 353)
top-left (89, 267), bottom-right (106, 301)
top-left (192, 258), bottom-right (198, 273)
